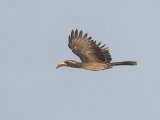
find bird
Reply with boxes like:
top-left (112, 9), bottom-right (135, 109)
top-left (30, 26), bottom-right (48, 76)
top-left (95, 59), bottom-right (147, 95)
top-left (56, 29), bottom-right (137, 71)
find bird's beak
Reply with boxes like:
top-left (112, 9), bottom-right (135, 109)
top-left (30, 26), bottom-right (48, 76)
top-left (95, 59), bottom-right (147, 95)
top-left (56, 62), bottom-right (67, 69)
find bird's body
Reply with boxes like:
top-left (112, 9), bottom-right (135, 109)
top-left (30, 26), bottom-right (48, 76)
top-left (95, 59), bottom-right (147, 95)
top-left (80, 62), bottom-right (112, 71)
top-left (56, 29), bottom-right (137, 71)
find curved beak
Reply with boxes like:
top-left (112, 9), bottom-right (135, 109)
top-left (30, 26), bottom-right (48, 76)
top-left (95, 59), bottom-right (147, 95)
top-left (56, 62), bottom-right (67, 69)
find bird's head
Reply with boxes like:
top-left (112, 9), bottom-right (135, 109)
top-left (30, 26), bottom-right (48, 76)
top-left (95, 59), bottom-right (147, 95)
top-left (56, 60), bottom-right (78, 69)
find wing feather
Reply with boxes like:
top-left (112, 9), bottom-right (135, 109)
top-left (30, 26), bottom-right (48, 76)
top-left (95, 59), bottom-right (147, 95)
top-left (68, 29), bottom-right (112, 63)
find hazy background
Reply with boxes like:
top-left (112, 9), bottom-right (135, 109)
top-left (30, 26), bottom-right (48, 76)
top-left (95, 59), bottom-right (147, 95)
top-left (0, 0), bottom-right (160, 120)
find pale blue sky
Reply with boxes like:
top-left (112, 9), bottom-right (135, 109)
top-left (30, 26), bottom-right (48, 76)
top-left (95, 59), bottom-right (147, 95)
top-left (0, 0), bottom-right (160, 120)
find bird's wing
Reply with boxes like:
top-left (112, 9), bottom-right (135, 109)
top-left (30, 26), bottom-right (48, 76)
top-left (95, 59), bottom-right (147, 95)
top-left (68, 29), bottom-right (112, 63)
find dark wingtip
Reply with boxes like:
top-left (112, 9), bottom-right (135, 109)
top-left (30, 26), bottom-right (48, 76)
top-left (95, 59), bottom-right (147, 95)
top-left (83, 33), bottom-right (88, 38)
top-left (71, 30), bottom-right (74, 38)
top-left (75, 29), bottom-right (78, 37)
top-left (79, 30), bottom-right (83, 38)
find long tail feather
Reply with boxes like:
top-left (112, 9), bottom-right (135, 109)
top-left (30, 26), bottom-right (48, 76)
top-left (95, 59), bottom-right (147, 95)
top-left (111, 61), bottom-right (137, 66)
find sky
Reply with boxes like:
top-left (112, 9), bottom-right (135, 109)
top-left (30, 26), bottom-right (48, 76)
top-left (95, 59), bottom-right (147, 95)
top-left (0, 0), bottom-right (160, 120)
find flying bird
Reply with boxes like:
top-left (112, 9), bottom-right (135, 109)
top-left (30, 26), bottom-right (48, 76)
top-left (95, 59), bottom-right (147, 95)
top-left (56, 29), bottom-right (137, 71)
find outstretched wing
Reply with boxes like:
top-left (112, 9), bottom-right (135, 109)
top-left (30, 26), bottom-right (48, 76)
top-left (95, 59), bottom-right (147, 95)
top-left (68, 29), bottom-right (112, 63)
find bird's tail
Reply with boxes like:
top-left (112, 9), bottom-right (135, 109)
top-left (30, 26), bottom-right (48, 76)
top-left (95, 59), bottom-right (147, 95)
top-left (111, 61), bottom-right (137, 66)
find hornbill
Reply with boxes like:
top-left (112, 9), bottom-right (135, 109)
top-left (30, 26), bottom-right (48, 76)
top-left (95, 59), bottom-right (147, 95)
top-left (56, 29), bottom-right (137, 71)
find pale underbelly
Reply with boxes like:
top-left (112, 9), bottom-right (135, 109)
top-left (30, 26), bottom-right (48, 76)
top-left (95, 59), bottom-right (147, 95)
top-left (81, 62), bottom-right (112, 71)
